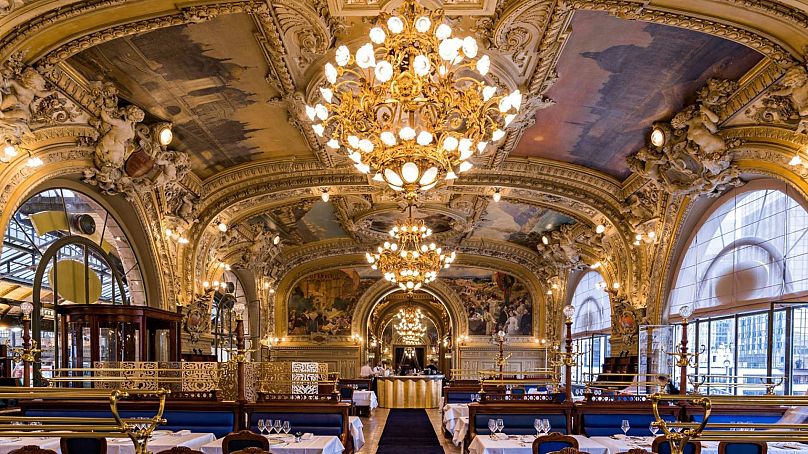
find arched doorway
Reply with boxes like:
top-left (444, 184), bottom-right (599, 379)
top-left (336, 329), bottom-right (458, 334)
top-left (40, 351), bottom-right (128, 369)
top-left (366, 291), bottom-right (452, 375)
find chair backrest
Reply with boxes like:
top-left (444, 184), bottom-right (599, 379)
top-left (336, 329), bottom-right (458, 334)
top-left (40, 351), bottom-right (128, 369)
top-left (231, 449), bottom-right (271, 454)
top-left (548, 448), bottom-right (586, 454)
top-left (618, 449), bottom-right (651, 454)
top-left (339, 387), bottom-right (354, 400)
top-left (155, 448), bottom-right (204, 454)
top-left (718, 442), bottom-right (768, 454)
top-left (652, 436), bottom-right (702, 454)
top-left (8, 447), bottom-right (57, 454)
top-left (532, 433), bottom-right (579, 454)
top-left (60, 437), bottom-right (107, 454)
top-left (223, 430), bottom-right (270, 454)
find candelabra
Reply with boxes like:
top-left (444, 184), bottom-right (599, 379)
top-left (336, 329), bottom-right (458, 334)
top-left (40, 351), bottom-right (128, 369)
top-left (549, 305), bottom-right (584, 401)
top-left (664, 305), bottom-right (701, 394)
top-left (490, 330), bottom-right (511, 374)
top-left (8, 302), bottom-right (40, 387)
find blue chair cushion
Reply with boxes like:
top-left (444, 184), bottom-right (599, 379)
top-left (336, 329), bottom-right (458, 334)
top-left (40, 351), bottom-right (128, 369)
top-left (536, 440), bottom-right (576, 454)
top-left (582, 413), bottom-right (675, 436)
top-left (474, 413), bottom-right (567, 435)
top-left (656, 440), bottom-right (699, 454)
top-left (249, 412), bottom-right (343, 436)
top-left (25, 408), bottom-right (236, 438)
top-left (691, 414), bottom-right (781, 430)
top-left (61, 438), bottom-right (105, 454)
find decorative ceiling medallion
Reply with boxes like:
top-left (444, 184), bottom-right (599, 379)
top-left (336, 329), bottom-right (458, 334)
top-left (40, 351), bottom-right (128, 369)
top-left (306, 0), bottom-right (522, 202)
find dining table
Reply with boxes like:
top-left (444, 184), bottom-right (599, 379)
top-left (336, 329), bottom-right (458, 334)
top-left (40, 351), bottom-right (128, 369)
top-left (468, 433), bottom-right (610, 454)
top-left (0, 436), bottom-right (62, 454)
top-left (443, 403), bottom-right (469, 435)
top-left (200, 434), bottom-right (345, 454)
top-left (352, 390), bottom-right (378, 410)
top-left (349, 415), bottom-right (364, 451)
top-left (591, 435), bottom-right (808, 454)
top-left (108, 431), bottom-right (217, 454)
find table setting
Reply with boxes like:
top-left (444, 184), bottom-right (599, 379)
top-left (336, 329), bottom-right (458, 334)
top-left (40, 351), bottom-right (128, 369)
top-left (352, 390), bottom-right (378, 410)
top-left (200, 433), bottom-right (345, 454)
top-left (107, 430), bottom-right (217, 454)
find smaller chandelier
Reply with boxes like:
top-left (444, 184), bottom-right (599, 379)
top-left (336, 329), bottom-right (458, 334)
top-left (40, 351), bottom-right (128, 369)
top-left (395, 306), bottom-right (427, 339)
top-left (306, 0), bottom-right (522, 201)
top-left (366, 210), bottom-right (456, 291)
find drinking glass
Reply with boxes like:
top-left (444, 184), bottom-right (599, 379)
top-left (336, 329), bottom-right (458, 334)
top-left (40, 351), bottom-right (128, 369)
top-left (487, 419), bottom-right (496, 437)
top-left (543, 419), bottom-right (551, 435)
top-left (257, 419), bottom-right (266, 435)
top-left (496, 418), bottom-right (504, 435)
top-left (282, 421), bottom-right (291, 435)
top-left (273, 419), bottom-right (282, 434)
top-left (649, 422), bottom-right (659, 436)
top-left (621, 419), bottom-right (630, 435)
top-left (534, 419), bottom-right (542, 437)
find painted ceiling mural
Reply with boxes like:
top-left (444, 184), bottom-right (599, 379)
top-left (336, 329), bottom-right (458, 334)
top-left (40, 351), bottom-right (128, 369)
top-left (513, 10), bottom-right (763, 178)
top-left (68, 13), bottom-right (313, 179)
top-left (245, 200), bottom-right (348, 246)
top-left (471, 200), bottom-right (576, 250)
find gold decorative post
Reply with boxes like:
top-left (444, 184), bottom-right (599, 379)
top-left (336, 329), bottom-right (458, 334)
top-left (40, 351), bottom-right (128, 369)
top-left (234, 302), bottom-right (247, 403)
top-left (666, 305), bottom-right (698, 395)
top-left (491, 330), bottom-right (510, 375)
top-left (563, 304), bottom-right (574, 401)
top-left (14, 302), bottom-right (40, 387)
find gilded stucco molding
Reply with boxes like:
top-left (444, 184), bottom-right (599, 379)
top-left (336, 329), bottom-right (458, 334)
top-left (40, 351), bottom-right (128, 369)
top-left (721, 60), bottom-right (786, 123)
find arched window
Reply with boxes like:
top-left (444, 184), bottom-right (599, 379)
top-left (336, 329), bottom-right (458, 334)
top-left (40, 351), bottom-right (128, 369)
top-left (2, 188), bottom-right (144, 305)
top-left (211, 270), bottom-right (249, 361)
top-left (570, 271), bottom-right (611, 336)
top-left (569, 270), bottom-right (612, 384)
top-left (669, 186), bottom-right (808, 317)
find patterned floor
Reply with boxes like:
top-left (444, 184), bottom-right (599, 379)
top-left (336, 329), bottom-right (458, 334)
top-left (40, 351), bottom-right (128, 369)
top-left (357, 408), bottom-right (461, 453)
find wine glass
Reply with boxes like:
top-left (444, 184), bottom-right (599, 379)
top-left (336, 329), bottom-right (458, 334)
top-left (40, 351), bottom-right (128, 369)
top-left (534, 419), bottom-right (542, 437)
top-left (543, 419), bottom-right (551, 435)
top-left (621, 419), bottom-right (630, 436)
top-left (487, 419), bottom-right (496, 438)
top-left (273, 419), bottom-right (282, 434)
top-left (282, 421), bottom-right (291, 435)
top-left (257, 419), bottom-right (266, 435)
top-left (649, 422), bottom-right (659, 436)
top-left (496, 418), bottom-right (504, 436)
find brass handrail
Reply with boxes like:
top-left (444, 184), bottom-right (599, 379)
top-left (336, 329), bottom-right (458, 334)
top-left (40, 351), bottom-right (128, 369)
top-left (0, 387), bottom-right (169, 454)
top-left (651, 393), bottom-right (808, 454)
top-left (687, 374), bottom-right (785, 395)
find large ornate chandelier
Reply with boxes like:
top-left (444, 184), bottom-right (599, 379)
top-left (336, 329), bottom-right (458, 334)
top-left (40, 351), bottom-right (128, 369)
top-left (366, 207), bottom-right (456, 291)
top-left (395, 306), bottom-right (427, 344)
top-left (306, 0), bottom-right (523, 201)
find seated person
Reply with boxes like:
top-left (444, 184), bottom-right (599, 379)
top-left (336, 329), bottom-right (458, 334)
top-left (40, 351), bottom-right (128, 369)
top-left (424, 360), bottom-right (439, 375)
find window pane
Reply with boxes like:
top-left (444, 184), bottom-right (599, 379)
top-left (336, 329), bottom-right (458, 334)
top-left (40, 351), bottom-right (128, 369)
top-left (793, 306), bottom-right (808, 395)
top-left (708, 318), bottom-right (735, 395)
top-left (737, 313), bottom-right (768, 395)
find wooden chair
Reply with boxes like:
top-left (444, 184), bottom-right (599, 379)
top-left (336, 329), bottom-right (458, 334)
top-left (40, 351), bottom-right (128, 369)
top-left (548, 448), bottom-right (587, 454)
top-left (652, 435), bottom-right (702, 454)
top-left (231, 449), bottom-right (271, 454)
top-left (8, 447), bottom-right (57, 454)
top-left (533, 433), bottom-right (579, 454)
top-left (618, 450), bottom-right (651, 454)
top-left (222, 430), bottom-right (270, 454)
top-left (155, 448), bottom-right (204, 454)
top-left (718, 442), bottom-right (768, 454)
top-left (60, 437), bottom-right (107, 454)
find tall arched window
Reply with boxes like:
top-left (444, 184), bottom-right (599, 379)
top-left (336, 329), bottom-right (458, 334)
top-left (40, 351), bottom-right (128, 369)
top-left (669, 186), bottom-right (808, 317)
top-left (569, 270), bottom-right (612, 383)
top-left (668, 183), bottom-right (808, 394)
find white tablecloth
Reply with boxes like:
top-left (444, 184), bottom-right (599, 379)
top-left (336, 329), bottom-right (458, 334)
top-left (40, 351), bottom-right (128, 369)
top-left (443, 403), bottom-right (469, 434)
top-left (452, 417), bottom-right (469, 447)
top-left (108, 431), bottom-right (216, 454)
top-left (352, 391), bottom-right (378, 410)
top-left (349, 416), bottom-right (364, 451)
top-left (468, 434), bottom-right (608, 454)
top-left (0, 436), bottom-right (61, 454)
top-left (200, 434), bottom-right (344, 454)
top-left (591, 436), bottom-right (808, 454)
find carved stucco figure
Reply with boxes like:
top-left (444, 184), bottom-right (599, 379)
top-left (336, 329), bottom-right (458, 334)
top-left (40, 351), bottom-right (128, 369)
top-left (769, 65), bottom-right (808, 134)
top-left (0, 65), bottom-right (52, 144)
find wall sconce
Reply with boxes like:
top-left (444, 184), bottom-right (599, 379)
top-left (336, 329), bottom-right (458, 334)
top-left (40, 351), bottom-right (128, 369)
top-left (321, 187), bottom-right (330, 202)
top-left (350, 333), bottom-right (363, 343)
top-left (155, 123), bottom-right (174, 146)
top-left (595, 224), bottom-right (606, 234)
top-left (563, 304), bottom-right (575, 323)
top-left (492, 188), bottom-right (501, 202)
top-left (216, 220), bottom-right (228, 232)
top-left (164, 227), bottom-right (188, 244)
top-left (456, 334), bottom-right (469, 346)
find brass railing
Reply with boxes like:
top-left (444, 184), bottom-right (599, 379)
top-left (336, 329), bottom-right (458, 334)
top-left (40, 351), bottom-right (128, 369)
top-left (651, 394), bottom-right (808, 454)
top-left (582, 372), bottom-right (667, 398)
top-left (688, 374), bottom-right (785, 395)
top-left (0, 386), bottom-right (168, 454)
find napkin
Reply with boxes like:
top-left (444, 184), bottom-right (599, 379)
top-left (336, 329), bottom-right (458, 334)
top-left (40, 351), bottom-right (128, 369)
top-left (173, 430), bottom-right (191, 436)
top-left (301, 433), bottom-right (313, 440)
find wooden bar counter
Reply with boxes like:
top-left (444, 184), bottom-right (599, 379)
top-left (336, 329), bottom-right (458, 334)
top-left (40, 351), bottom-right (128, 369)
top-left (377, 375), bottom-right (444, 409)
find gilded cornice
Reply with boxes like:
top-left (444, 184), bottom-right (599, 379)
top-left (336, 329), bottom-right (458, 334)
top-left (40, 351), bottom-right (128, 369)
top-left (721, 59), bottom-right (785, 123)
top-left (200, 159), bottom-right (328, 192)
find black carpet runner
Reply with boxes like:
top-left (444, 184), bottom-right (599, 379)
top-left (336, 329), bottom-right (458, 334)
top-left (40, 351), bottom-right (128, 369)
top-left (376, 409), bottom-right (445, 454)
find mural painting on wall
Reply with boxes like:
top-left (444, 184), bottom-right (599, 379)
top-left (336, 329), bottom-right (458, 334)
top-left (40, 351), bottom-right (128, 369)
top-left (287, 269), bottom-right (374, 336)
top-left (443, 269), bottom-right (532, 336)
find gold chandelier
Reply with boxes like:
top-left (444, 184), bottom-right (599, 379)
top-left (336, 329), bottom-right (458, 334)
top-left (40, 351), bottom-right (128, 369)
top-left (306, 0), bottom-right (522, 201)
top-left (395, 306), bottom-right (427, 344)
top-left (366, 207), bottom-right (456, 291)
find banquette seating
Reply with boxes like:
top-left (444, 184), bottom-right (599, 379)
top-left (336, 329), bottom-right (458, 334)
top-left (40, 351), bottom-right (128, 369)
top-left (467, 399), bottom-right (573, 443)
top-left (575, 401), bottom-right (679, 436)
top-left (20, 400), bottom-right (240, 438)
top-left (243, 401), bottom-right (351, 449)
top-left (718, 442), bottom-right (768, 454)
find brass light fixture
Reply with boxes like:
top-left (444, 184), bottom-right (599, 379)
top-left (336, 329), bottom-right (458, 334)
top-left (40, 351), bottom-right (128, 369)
top-left (366, 206), bottom-right (456, 291)
top-left (306, 0), bottom-right (522, 201)
top-left (395, 306), bottom-right (427, 344)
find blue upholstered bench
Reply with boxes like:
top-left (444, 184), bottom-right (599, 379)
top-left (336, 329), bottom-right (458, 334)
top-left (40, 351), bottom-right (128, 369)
top-left (24, 408), bottom-right (236, 438)
top-left (247, 412), bottom-right (344, 436)
top-left (473, 413), bottom-right (569, 435)
top-left (446, 391), bottom-right (477, 403)
top-left (691, 413), bottom-right (782, 428)
top-left (580, 412), bottom-right (675, 436)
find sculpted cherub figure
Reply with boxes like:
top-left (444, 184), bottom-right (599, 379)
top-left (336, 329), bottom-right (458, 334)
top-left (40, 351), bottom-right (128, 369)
top-left (671, 103), bottom-right (726, 155)
top-left (0, 67), bottom-right (51, 140)
top-left (94, 105), bottom-right (145, 170)
top-left (771, 65), bottom-right (808, 134)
